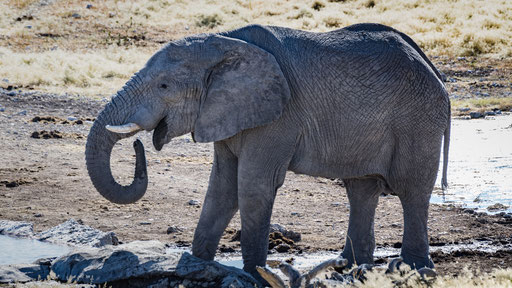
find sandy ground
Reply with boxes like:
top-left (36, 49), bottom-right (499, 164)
top-left (1, 90), bottom-right (512, 277)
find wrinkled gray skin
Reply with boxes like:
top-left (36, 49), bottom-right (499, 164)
top-left (85, 23), bottom-right (450, 282)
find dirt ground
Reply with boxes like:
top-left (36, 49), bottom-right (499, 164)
top-left (1, 86), bottom-right (512, 277)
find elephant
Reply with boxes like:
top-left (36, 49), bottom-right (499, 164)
top-left (85, 23), bottom-right (450, 282)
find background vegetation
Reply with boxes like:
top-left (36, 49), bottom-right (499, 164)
top-left (1, 0), bottom-right (511, 98)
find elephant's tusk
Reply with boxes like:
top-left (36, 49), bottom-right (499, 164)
top-left (106, 123), bottom-right (142, 134)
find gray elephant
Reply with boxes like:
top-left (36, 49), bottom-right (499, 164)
top-left (85, 23), bottom-right (450, 281)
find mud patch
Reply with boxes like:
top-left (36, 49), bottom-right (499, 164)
top-left (31, 130), bottom-right (83, 139)
top-left (31, 116), bottom-right (64, 124)
top-left (31, 130), bottom-right (62, 139)
top-left (31, 116), bottom-right (94, 125)
top-left (431, 249), bottom-right (512, 275)
top-left (1, 179), bottom-right (32, 188)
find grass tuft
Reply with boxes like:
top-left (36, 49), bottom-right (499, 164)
top-left (196, 14), bottom-right (223, 28)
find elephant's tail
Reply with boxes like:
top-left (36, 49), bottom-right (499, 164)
top-left (441, 107), bottom-right (451, 190)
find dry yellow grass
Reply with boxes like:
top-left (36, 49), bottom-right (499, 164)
top-left (0, 0), bottom-right (511, 97)
top-left (359, 266), bottom-right (512, 288)
top-left (0, 47), bottom-right (150, 96)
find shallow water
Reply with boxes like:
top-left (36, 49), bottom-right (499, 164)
top-left (0, 235), bottom-right (70, 265)
top-left (433, 115), bottom-right (512, 213)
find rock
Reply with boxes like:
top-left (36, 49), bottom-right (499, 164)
top-left (51, 240), bottom-right (258, 287)
top-left (487, 203), bottom-right (508, 211)
top-left (7, 91), bottom-right (15, 96)
top-left (188, 199), bottom-right (200, 206)
top-left (0, 259), bottom-right (51, 284)
top-left (0, 265), bottom-right (35, 283)
top-left (17, 110), bottom-right (27, 116)
top-left (35, 219), bottom-right (118, 247)
top-left (469, 112), bottom-right (483, 119)
top-left (86, 4), bottom-right (93, 8)
top-left (0, 220), bottom-right (34, 238)
top-left (167, 226), bottom-right (183, 234)
top-left (269, 223), bottom-right (301, 242)
top-left (485, 111), bottom-right (496, 116)
top-left (504, 214), bottom-right (512, 219)
top-left (67, 116), bottom-right (77, 121)
top-left (71, 13), bottom-right (81, 18)
top-left (458, 107), bottom-right (470, 112)
top-left (463, 208), bottom-right (475, 214)
top-left (0, 107), bottom-right (4, 112)
top-left (275, 244), bottom-right (291, 253)
top-left (108, 12), bottom-right (116, 18)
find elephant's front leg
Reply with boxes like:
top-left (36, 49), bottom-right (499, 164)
top-left (192, 142), bottom-right (238, 260)
top-left (237, 149), bottom-right (289, 279)
top-left (341, 177), bottom-right (383, 267)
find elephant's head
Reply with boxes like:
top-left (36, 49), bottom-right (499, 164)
top-left (85, 34), bottom-right (291, 204)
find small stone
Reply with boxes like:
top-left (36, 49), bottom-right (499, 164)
top-left (503, 214), bottom-right (512, 219)
top-left (331, 202), bottom-right (341, 207)
top-left (166, 226), bottom-right (183, 234)
top-left (7, 91), bottom-right (16, 96)
top-left (469, 112), bottom-right (483, 119)
top-left (108, 12), bottom-right (116, 18)
top-left (17, 110), bottom-right (27, 116)
top-left (275, 243), bottom-right (290, 253)
top-left (487, 203), bottom-right (508, 211)
top-left (0, 107), bottom-right (4, 112)
top-left (86, 4), bottom-right (93, 8)
top-left (139, 221), bottom-right (152, 225)
top-left (458, 107), bottom-right (470, 112)
top-left (67, 116), bottom-right (77, 121)
top-left (25, 25), bottom-right (32, 29)
top-left (71, 13), bottom-right (81, 18)
top-left (34, 213), bottom-right (43, 217)
top-left (188, 200), bottom-right (200, 206)
top-left (485, 111), bottom-right (495, 116)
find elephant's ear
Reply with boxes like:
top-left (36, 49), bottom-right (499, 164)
top-left (193, 36), bottom-right (291, 143)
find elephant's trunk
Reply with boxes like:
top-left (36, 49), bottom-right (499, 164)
top-left (85, 92), bottom-right (148, 204)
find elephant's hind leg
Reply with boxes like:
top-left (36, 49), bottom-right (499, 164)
top-left (341, 177), bottom-right (384, 267)
top-left (398, 191), bottom-right (434, 269)
top-left (192, 142), bottom-right (239, 261)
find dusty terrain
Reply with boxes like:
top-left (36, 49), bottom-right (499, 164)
top-left (1, 86), bottom-right (512, 277)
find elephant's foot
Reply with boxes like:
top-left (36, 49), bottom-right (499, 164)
top-left (256, 257), bottom-right (348, 288)
top-left (386, 257), bottom-right (437, 280)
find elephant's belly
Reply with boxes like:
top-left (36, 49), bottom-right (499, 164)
top-left (288, 133), bottom-right (394, 180)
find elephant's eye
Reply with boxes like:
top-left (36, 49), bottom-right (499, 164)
top-left (160, 84), bottom-right (168, 89)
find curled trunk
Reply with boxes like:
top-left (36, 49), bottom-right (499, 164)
top-left (85, 97), bottom-right (148, 204)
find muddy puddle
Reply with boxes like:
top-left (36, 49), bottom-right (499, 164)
top-left (0, 235), bottom-right (70, 265)
top-left (433, 114), bottom-right (512, 213)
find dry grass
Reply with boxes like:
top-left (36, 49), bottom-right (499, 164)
top-left (358, 267), bottom-right (512, 288)
top-left (0, 47), bottom-right (150, 97)
top-left (451, 97), bottom-right (512, 113)
top-left (0, 0), bottom-right (511, 97)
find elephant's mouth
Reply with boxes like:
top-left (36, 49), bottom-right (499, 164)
top-left (152, 117), bottom-right (168, 151)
